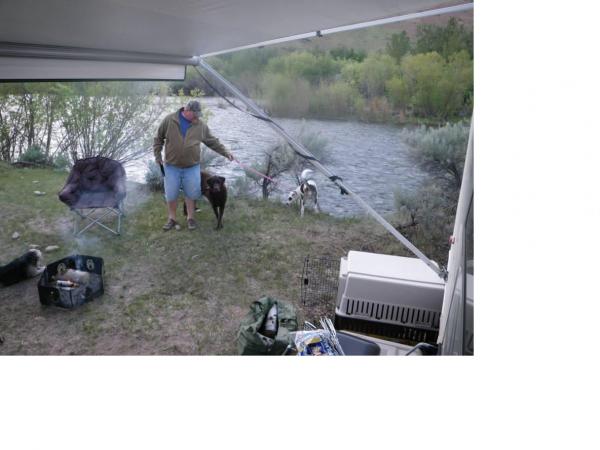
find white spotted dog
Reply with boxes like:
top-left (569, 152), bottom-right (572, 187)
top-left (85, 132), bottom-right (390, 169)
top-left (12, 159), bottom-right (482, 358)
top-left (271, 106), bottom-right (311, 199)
top-left (286, 169), bottom-right (321, 217)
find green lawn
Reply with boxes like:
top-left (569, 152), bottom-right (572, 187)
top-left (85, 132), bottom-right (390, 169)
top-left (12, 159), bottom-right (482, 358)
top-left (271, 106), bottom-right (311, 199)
top-left (0, 163), bottom-right (412, 354)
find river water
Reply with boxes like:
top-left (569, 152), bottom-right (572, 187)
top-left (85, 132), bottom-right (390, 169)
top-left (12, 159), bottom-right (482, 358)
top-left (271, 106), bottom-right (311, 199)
top-left (126, 97), bottom-right (427, 217)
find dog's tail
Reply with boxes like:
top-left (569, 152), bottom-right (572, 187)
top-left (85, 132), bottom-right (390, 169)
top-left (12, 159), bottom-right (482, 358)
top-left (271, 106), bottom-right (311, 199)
top-left (300, 169), bottom-right (315, 183)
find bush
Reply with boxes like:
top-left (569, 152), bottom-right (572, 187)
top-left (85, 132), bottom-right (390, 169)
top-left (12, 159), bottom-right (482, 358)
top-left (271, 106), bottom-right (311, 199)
top-left (414, 18), bottom-right (473, 60)
top-left (309, 81), bottom-right (359, 118)
top-left (261, 73), bottom-right (311, 117)
top-left (229, 175), bottom-right (255, 198)
top-left (246, 128), bottom-right (329, 198)
top-left (18, 145), bottom-right (47, 165)
top-left (385, 76), bottom-right (409, 109)
top-left (402, 122), bottom-right (470, 191)
top-left (145, 160), bottom-right (164, 192)
top-left (394, 182), bottom-right (456, 262)
top-left (359, 97), bottom-right (394, 123)
top-left (52, 153), bottom-right (70, 170)
top-left (266, 51), bottom-right (342, 85)
top-left (341, 54), bottom-right (398, 98)
top-left (400, 51), bottom-right (473, 120)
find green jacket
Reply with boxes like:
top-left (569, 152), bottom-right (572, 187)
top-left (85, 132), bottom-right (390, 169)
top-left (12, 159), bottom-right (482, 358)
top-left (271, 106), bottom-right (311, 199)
top-left (153, 108), bottom-right (231, 168)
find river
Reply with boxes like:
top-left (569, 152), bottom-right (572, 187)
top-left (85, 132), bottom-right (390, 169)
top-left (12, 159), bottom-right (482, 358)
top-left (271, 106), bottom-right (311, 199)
top-left (126, 97), bottom-right (427, 218)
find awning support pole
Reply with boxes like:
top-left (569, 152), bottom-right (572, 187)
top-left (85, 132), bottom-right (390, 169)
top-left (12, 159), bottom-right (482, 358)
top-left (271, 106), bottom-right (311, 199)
top-left (196, 58), bottom-right (446, 279)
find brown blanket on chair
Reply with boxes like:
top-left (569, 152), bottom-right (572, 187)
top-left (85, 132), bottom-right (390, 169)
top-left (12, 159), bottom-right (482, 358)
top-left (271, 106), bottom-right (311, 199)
top-left (58, 157), bottom-right (126, 208)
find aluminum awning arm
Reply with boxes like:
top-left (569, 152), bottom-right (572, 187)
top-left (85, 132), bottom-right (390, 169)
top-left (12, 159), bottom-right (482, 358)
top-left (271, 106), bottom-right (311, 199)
top-left (195, 58), bottom-right (446, 279)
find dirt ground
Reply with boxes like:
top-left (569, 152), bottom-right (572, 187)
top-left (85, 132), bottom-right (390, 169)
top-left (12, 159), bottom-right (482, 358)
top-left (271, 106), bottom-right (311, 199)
top-left (0, 164), bottom-right (412, 355)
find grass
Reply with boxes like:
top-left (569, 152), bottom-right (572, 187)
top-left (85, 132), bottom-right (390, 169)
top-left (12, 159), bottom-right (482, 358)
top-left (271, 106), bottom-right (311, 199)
top-left (0, 163), bottom-right (415, 355)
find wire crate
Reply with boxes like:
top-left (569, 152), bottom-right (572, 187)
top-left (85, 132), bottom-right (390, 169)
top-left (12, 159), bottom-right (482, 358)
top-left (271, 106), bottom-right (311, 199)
top-left (300, 256), bottom-right (340, 318)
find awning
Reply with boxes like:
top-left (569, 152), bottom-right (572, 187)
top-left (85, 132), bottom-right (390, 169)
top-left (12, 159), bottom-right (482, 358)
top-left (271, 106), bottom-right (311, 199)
top-left (0, 0), bottom-right (469, 80)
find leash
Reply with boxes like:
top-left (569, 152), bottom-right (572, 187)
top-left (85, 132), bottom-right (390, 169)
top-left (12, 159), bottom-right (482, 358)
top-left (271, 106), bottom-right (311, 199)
top-left (233, 158), bottom-right (278, 186)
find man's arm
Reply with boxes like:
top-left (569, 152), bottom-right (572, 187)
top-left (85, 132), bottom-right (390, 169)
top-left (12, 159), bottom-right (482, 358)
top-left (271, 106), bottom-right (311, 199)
top-left (153, 117), bottom-right (168, 164)
top-left (202, 123), bottom-right (234, 161)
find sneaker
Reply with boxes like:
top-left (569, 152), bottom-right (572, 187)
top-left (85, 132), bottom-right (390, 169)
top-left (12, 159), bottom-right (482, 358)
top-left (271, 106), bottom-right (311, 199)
top-left (187, 218), bottom-right (198, 230)
top-left (162, 219), bottom-right (180, 231)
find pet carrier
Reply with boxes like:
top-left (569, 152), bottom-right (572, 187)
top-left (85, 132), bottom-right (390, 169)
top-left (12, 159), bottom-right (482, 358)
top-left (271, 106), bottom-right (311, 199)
top-left (334, 251), bottom-right (444, 344)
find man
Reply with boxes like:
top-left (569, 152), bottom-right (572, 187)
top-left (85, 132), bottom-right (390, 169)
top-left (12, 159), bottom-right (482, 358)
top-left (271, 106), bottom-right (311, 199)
top-left (153, 100), bottom-right (234, 230)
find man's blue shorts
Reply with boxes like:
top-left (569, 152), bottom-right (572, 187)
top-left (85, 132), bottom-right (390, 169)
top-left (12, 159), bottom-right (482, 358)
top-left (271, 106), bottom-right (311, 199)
top-left (163, 163), bottom-right (201, 202)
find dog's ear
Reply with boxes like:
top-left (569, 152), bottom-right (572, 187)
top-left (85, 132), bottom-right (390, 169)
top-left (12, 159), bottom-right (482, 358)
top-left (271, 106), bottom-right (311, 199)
top-left (218, 176), bottom-right (226, 184)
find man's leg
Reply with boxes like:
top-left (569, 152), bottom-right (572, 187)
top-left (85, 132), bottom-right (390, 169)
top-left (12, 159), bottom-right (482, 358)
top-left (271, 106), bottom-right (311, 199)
top-left (181, 164), bottom-right (201, 229)
top-left (163, 164), bottom-right (181, 230)
top-left (183, 197), bottom-right (195, 220)
top-left (167, 200), bottom-right (178, 220)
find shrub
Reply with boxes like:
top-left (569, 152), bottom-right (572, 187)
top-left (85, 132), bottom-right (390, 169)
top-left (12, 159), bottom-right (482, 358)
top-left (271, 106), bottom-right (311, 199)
top-left (145, 160), bottom-right (164, 192)
top-left (261, 73), bottom-right (311, 117)
top-left (358, 97), bottom-right (393, 123)
top-left (229, 175), bottom-right (255, 198)
top-left (309, 81), bottom-right (359, 118)
top-left (385, 76), bottom-right (409, 109)
top-left (394, 182), bottom-right (456, 262)
top-left (266, 51), bottom-right (342, 85)
top-left (19, 145), bottom-right (47, 165)
top-left (414, 18), bottom-right (473, 60)
top-left (400, 51), bottom-right (473, 120)
top-left (341, 54), bottom-right (398, 98)
top-left (52, 153), bottom-right (70, 170)
top-left (402, 122), bottom-right (470, 191)
top-left (246, 128), bottom-right (329, 198)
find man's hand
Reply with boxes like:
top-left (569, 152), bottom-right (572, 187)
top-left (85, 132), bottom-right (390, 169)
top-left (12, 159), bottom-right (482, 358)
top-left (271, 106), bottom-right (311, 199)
top-left (226, 153), bottom-right (235, 162)
top-left (155, 158), bottom-right (163, 166)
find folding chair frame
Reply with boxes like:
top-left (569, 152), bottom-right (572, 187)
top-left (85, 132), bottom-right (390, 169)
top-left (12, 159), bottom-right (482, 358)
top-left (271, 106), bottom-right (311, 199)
top-left (72, 201), bottom-right (125, 236)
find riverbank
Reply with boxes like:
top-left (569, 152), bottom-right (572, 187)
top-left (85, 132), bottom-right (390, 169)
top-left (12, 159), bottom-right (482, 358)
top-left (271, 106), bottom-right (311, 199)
top-left (127, 97), bottom-right (429, 218)
top-left (0, 164), bottom-right (416, 355)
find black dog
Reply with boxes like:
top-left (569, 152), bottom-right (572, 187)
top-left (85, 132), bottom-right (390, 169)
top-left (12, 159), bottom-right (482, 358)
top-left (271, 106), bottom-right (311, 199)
top-left (0, 249), bottom-right (45, 286)
top-left (183, 171), bottom-right (228, 230)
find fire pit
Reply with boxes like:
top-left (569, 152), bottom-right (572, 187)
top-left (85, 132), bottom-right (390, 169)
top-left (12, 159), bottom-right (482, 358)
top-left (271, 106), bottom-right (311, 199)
top-left (38, 255), bottom-right (104, 308)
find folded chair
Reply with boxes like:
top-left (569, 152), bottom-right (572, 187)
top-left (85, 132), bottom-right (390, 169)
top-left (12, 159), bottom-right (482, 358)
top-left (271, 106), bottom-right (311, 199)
top-left (58, 156), bottom-right (126, 236)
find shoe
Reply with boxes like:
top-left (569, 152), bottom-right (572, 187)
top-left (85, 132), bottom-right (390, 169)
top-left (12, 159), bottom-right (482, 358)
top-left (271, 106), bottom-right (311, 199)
top-left (187, 218), bottom-right (198, 230)
top-left (163, 219), bottom-right (180, 231)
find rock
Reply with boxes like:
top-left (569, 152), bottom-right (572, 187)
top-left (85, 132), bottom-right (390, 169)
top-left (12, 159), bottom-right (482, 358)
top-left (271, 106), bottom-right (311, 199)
top-left (32, 180), bottom-right (39, 184)
top-left (45, 245), bottom-right (60, 252)
top-left (29, 244), bottom-right (40, 249)
top-left (34, 190), bottom-right (46, 196)
top-left (12, 231), bottom-right (20, 240)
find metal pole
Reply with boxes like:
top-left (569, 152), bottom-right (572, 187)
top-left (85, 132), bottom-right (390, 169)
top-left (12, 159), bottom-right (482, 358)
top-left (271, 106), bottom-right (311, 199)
top-left (196, 58), bottom-right (445, 279)
top-left (201, 3), bottom-right (474, 58)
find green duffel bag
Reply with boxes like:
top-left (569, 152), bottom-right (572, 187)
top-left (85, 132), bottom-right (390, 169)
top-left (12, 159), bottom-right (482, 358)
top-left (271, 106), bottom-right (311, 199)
top-left (237, 296), bottom-right (298, 355)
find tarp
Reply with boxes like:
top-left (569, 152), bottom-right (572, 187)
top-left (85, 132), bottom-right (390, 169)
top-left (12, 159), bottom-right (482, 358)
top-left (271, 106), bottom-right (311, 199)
top-left (0, 0), bottom-right (464, 80)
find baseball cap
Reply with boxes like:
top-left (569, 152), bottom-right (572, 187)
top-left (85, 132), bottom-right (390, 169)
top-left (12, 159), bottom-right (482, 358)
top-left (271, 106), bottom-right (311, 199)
top-left (186, 100), bottom-right (202, 117)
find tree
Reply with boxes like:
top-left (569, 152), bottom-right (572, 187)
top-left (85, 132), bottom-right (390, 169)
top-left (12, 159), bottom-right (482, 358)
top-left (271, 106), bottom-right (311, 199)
top-left (341, 54), bottom-right (398, 98)
top-left (386, 31), bottom-right (411, 64)
top-left (330, 47), bottom-right (366, 62)
top-left (59, 82), bottom-right (167, 164)
top-left (399, 51), bottom-right (472, 120)
top-left (244, 128), bottom-right (329, 199)
top-left (414, 18), bottom-right (473, 59)
top-left (0, 82), bottom-right (70, 163)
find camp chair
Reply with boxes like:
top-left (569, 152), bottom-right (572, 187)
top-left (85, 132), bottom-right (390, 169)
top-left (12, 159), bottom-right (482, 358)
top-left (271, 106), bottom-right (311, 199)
top-left (58, 156), bottom-right (126, 236)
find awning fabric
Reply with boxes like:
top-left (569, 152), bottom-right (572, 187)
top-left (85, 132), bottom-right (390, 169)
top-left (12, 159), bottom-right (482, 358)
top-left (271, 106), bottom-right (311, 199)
top-left (0, 0), bottom-right (460, 80)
